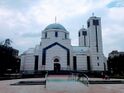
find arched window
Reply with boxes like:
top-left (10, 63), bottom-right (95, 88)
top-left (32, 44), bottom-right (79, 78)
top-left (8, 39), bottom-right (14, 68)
top-left (45, 32), bottom-right (47, 38)
top-left (54, 58), bottom-right (59, 62)
top-left (65, 33), bottom-right (67, 39)
top-left (55, 31), bottom-right (58, 37)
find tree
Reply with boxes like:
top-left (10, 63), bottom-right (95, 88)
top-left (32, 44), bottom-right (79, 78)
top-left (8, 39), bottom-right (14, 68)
top-left (4, 38), bottom-right (12, 47)
top-left (0, 39), bottom-right (20, 76)
top-left (108, 51), bottom-right (124, 75)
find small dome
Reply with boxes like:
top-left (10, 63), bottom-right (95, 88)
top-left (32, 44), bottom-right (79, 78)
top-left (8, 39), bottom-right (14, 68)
top-left (44, 23), bottom-right (66, 31)
top-left (79, 27), bottom-right (87, 31)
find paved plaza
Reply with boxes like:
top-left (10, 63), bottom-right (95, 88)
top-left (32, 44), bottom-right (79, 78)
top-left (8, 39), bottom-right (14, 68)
top-left (0, 76), bottom-right (124, 93)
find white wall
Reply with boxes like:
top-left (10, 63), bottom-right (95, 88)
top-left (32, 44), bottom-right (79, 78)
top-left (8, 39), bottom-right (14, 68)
top-left (76, 55), bottom-right (87, 70)
top-left (20, 53), bottom-right (35, 71)
top-left (20, 16), bottom-right (107, 72)
top-left (45, 45), bottom-right (68, 70)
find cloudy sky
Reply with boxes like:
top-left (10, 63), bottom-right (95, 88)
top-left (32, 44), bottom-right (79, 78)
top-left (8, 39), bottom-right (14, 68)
top-left (0, 0), bottom-right (124, 57)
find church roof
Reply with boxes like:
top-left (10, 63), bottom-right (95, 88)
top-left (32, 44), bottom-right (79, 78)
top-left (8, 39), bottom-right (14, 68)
top-left (44, 23), bottom-right (67, 31)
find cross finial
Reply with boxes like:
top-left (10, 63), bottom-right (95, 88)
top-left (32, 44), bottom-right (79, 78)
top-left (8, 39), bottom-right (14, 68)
top-left (55, 16), bottom-right (57, 23)
top-left (92, 12), bottom-right (94, 16)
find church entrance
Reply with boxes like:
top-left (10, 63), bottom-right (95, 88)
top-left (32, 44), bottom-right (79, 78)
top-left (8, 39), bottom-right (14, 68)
top-left (54, 63), bottom-right (60, 72)
top-left (53, 58), bottom-right (61, 72)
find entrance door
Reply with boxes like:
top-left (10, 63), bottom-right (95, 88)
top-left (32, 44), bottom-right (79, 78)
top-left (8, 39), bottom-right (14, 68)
top-left (54, 63), bottom-right (60, 72)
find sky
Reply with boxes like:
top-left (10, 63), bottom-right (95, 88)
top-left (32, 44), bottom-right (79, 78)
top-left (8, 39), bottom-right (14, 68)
top-left (0, 0), bottom-right (124, 57)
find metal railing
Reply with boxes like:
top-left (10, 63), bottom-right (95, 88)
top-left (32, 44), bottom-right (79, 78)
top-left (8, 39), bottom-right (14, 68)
top-left (69, 71), bottom-right (89, 87)
top-left (83, 74), bottom-right (89, 87)
top-left (43, 71), bottom-right (89, 88)
top-left (44, 71), bottom-right (48, 88)
top-left (77, 73), bottom-right (89, 87)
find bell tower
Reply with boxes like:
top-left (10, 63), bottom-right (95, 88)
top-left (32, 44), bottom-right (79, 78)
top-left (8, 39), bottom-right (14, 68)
top-left (87, 14), bottom-right (104, 71)
top-left (87, 15), bottom-right (103, 53)
top-left (79, 26), bottom-right (89, 47)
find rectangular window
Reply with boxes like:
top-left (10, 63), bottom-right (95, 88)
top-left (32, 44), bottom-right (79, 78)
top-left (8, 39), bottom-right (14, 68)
top-left (55, 32), bottom-right (58, 37)
top-left (87, 56), bottom-right (91, 71)
top-left (73, 56), bottom-right (77, 70)
top-left (104, 63), bottom-right (106, 71)
top-left (97, 57), bottom-right (99, 60)
top-left (97, 63), bottom-right (99, 66)
top-left (34, 55), bottom-right (38, 71)
top-left (93, 20), bottom-right (99, 25)
top-left (82, 31), bottom-right (87, 36)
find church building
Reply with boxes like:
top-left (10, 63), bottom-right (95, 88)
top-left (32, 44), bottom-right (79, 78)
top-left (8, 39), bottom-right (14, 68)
top-left (20, 15), bottom-right (107, 74)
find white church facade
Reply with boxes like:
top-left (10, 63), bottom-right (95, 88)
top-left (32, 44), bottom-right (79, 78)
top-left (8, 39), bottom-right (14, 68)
top-left (20, 15), bottom-right (107, 73)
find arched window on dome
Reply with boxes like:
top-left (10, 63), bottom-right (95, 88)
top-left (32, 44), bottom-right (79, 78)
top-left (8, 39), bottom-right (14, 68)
top-left (65, 33), bottom-right (67, 39)
top-left (45, 32), bottom-right (47, 38)
top-left (55, 31), bottom-right (58, 37)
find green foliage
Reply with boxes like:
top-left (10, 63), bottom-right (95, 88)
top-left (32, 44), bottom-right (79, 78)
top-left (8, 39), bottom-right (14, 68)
top-left (0, 42), bottom-right (20, 75)
top-left (108, 54), bottom-right (124, 75)
top-left (4, 38), bottom-right (12, 47)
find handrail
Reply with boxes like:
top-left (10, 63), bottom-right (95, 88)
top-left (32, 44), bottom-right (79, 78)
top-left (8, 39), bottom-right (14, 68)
top-left (83, 74), bottom-right (89, 87)
top-left (44, 71), bottom-right (48, 88)
top-left (77, 73), bottom-right (89, 87)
